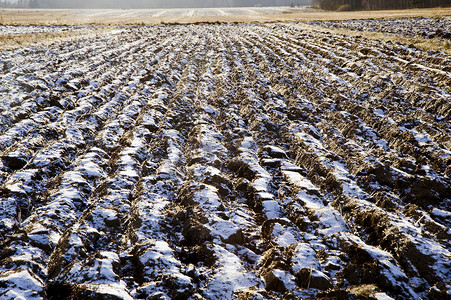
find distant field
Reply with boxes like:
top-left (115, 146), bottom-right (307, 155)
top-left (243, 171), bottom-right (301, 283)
top-left (0, 6), bottom-right (450, 25)
top-left (70, 6), bottom-right (316, 18)
top-left (0, 6), bottom-right (314, 25)
top-left (1, 7), bottom-right (450, 54)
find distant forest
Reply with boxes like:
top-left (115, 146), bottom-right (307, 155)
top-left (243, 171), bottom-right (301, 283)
top-left (315, 0), bottom-right (451, 10)
top-left (0, 0), bottom-right (312, 9)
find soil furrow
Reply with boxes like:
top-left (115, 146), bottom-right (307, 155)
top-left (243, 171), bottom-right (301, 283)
top-left (232, 24), bottom-right (450, 298)
top-left (0, 23), bottom-right (449, 300)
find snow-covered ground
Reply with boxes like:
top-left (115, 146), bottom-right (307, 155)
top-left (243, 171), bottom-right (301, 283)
top-left (0, 25), bottom-right (88, 35)
top-left (0, 21), bottom-right (450, 299)
top-left (308, 17), bottom-right (451, 39)
top-left (69, 6), bottom-right (313, 18)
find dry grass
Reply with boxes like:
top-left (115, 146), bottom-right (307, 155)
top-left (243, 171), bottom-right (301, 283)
top-left (0, 27), bottom-right (110, 50)
top-left (0, 7), bottom-right (450, 53)
top-left (295, 22), bottom-right (451, 55)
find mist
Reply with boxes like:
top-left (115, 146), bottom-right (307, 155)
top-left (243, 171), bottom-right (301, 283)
top-left (31, 0), bottom-right (312, 9)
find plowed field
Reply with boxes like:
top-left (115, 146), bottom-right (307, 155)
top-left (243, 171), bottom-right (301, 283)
top-left (0, 22), bottom-right (450, 300)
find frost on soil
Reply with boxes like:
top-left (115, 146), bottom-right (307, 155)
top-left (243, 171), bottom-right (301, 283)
top-left (0, 21), bottom-right (450, 300)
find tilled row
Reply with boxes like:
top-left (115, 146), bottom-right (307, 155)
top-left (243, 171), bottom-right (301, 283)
top-left (223, 27), bottom-right (420, 298)
top-left (307, 17), bottom-right (451, 40)
top-left (0, 23), bottom-right (450, 300)
top-left (237, 24), bottom-right (450, 296)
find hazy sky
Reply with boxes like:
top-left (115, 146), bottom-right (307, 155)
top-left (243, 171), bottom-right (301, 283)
top-left (24, 0), bottom-right (311, 9)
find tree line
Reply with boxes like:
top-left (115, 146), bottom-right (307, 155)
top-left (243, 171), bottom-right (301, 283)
top-left (0, 0), bottom-right (38, 8)
top-left (316, 0), bottom-right (451, 11)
